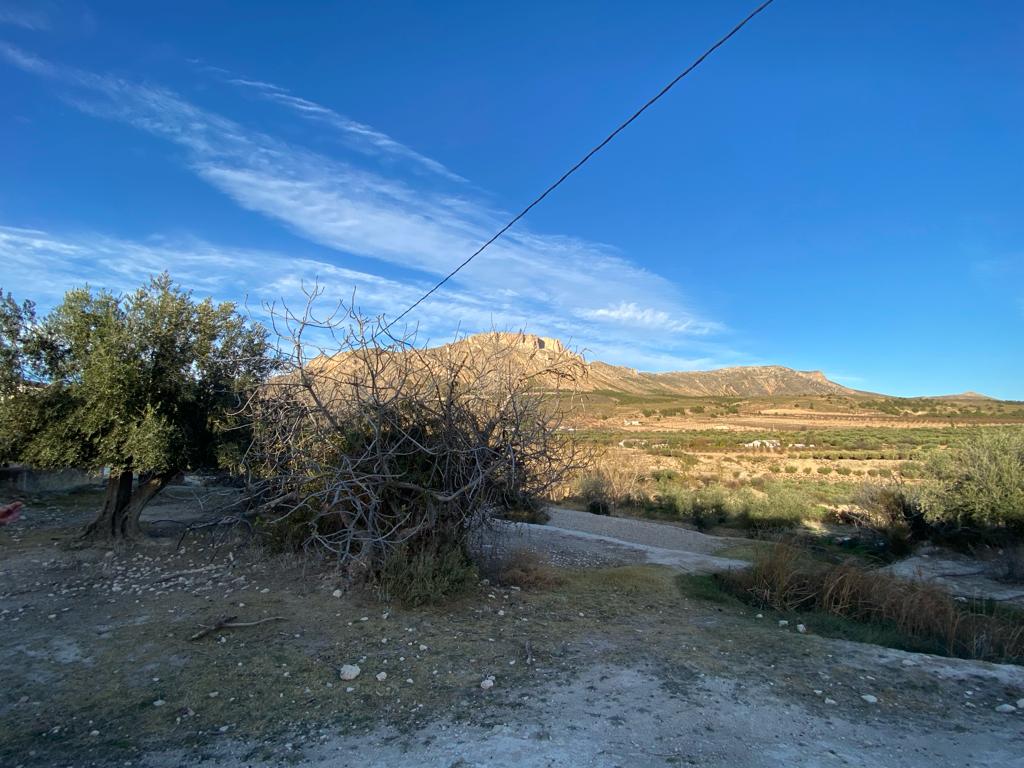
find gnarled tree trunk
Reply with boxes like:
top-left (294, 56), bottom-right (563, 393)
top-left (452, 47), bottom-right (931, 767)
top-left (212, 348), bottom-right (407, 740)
top-left (82, 469), bottom-right (174, 541)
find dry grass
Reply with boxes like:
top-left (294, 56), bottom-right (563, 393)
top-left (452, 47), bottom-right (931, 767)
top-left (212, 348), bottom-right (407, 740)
top-left (484, 547), bottom-right (562, 590)
top-left (722, 543), bottom-right (1024, 663)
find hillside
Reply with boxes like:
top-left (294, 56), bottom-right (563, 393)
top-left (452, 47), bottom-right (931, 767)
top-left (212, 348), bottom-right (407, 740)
top-left (440, 332), bottom-right (858, 398)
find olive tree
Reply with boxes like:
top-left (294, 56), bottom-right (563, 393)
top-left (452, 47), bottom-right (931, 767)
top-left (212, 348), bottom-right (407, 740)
top-left (0, 275), bottom-right (270, 541)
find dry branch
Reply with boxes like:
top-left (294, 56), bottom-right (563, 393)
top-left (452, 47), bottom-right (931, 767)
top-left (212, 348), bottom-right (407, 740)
top-left (240, 285), bottom-right (586, 577)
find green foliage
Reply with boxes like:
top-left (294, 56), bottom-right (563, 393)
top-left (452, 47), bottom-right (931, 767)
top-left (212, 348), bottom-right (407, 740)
top-left (374, 542), bottom-right (478, 607)
top-left (0, 274), bottom-right (270, 476)
top-left (0, 289), bottom-right (37, 397)
top-left (921, 429), bottom-right (1024, 531)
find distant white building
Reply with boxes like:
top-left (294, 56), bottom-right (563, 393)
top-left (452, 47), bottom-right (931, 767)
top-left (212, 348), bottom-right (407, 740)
top-left (742, 439), bottom-right (781, 450)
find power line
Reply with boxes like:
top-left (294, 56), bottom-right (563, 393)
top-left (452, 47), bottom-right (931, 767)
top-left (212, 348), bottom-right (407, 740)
top-left (384, 0), bottom-right (777, 332)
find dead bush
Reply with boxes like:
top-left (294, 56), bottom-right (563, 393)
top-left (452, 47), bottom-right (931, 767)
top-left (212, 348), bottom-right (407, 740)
top-left (243, 286), bottom-right (585, 587)
top-left (575, 450), bottom-right (647, 514)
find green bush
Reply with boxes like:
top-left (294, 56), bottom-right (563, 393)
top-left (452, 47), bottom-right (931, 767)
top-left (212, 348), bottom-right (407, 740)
top-left (922, 429), bottom-right (1024, 531)
top-left (741, 487), bottom-right (820, 530)
top-left (375, 542), bottom-right (477, 607)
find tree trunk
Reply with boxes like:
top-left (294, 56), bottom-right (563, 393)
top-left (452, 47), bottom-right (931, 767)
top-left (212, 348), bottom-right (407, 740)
top-left (82, 469), bottom-right (173, 541)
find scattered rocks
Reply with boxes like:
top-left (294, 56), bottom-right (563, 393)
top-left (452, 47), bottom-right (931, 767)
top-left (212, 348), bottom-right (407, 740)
top-left (796, 624), bottom-right (807, 634)
top-left (375, 672), bottom-right (388, 682)
top-left (331, 589), bottom-right (342, 598)
top-left (824, 698), bottom-right (837, 705)
top-left (861, 694), bottom-right (878, 704)
top-left (339, 664), bottom-right (361, 681)
top-left (995, 704), bottom-right (1017, 714)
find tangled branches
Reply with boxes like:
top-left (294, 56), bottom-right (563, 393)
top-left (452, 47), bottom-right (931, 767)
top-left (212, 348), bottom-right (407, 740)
top-left (244, 286), bottom-right (585, 578)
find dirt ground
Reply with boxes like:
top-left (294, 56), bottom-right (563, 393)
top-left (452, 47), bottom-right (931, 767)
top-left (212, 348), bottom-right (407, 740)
top-left (2, 485), bottom-right (1023, 767)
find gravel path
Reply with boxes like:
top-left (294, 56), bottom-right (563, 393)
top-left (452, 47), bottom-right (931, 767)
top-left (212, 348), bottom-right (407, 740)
top-left (491, 507), bottom-right (749, 574)
top-left (544, 507), bottom-right (740, 555)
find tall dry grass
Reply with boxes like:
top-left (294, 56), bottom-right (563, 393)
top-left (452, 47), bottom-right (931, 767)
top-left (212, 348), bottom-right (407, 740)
top-left (723, 544), bottom-right (1024, 662)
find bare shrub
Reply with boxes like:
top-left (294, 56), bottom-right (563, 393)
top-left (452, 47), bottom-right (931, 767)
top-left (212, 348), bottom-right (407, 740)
top-left (844, 481), bottom-right (926, 555)
top-left (576, 450), bottom-right (647, 514)
top-left (243, 286), bottom-right (585, 584)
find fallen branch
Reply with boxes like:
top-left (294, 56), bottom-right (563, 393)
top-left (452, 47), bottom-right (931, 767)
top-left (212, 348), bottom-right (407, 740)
top-left (189, 615), bottom-right (285, 641)
top-left (150, 564), bottom-right (229, 587)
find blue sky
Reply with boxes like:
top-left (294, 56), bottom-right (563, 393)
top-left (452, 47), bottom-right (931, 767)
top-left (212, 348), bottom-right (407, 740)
top-left (1, 1), bottom-right (1022, 399)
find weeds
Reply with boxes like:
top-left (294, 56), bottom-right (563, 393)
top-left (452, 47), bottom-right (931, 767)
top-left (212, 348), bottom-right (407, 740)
top-left (374, 542), bottom-right (478, 607)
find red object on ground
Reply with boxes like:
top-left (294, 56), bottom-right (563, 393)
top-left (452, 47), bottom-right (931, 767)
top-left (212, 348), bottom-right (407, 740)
top-left (0, 501), bottom-right (23, 525)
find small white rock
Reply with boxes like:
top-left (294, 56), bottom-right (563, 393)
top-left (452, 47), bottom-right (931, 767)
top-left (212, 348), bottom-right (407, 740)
top-left (995, 704), bottom-right (1017, 714)
top-left (480, 677), bottom-right (495, 690)
top-left (375, 672), bottom-right (388, 682)
top-left (861, 694), bottom-right (878, 704)
top-left (778, 620), bottom-right (789, 627)
top-left (153, 699), bottom-right (166, 707)
top-left (900, 658), bottom-right (918, 667)
top-left (1017, 698), bottom-right (1024, 709)
top-left (419, 644), bottom-right (428, 651)
top-left (824, 698), bottom-right (837, 705)
top-left (89, 730), bottom-right (100, 737)
top-left (796, 624), bottom-right (807, 634)
top-left (332, 589), bottom-right (342, 598)
top-left (339, 664), bottom-right (361, 681)
top-left (755, 613), bottom-right (764, 619)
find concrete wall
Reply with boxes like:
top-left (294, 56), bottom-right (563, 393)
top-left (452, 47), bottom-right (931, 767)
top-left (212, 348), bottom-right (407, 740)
top-left (0, 465), bottom-right (100, 494)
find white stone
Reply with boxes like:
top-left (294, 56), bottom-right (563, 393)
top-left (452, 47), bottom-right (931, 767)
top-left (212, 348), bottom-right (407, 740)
top-left (332, 589), bottom-right (342, 598)
top-left (339, 664), bottom-right (361, 681)
top-left (824, 698), bottom-right (837, 705)
top-left (480, 677), bottom-right (495, 690)
top-left (796, 624), bottom-right (807, 634)
top-left (900, 659), bottom-right (918, 667)
top-left (755, 613), bottom-right (763, 619)
top-left (778, 620), bottom-right (789, 627)
top-left (1017, 699), bottom-right (1024, 709)
top-left (375, 672), bottom-right (388, 682)
top-left (419, 644), bottom-right (428, 651)
top-left (153, 700), bottom-right (166, 707)
top-left (995, 704), bottom-right (1017, 714)
top-left (861, 694), bottom-right (878, 704)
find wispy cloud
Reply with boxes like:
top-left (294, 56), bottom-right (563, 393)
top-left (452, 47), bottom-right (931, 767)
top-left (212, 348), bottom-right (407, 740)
top-left (0, 45), bottom-right (740, 371)
top-left (219, 72), bottom-right (466, 183)
top-left (0, 3), bottom-right (50, 31)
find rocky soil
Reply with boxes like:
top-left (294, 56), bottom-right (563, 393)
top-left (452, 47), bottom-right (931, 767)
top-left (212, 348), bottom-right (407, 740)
top-left (1, 487), bottom-right (1022, 767)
